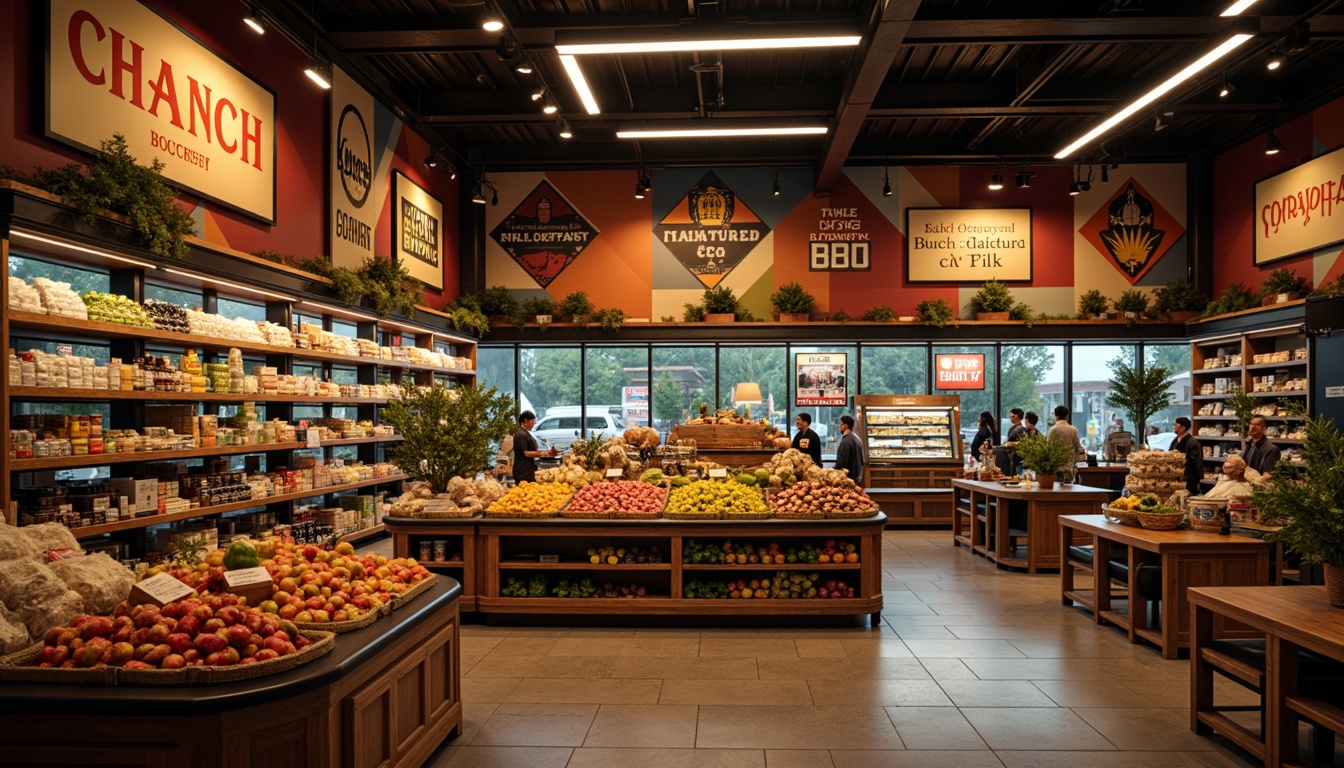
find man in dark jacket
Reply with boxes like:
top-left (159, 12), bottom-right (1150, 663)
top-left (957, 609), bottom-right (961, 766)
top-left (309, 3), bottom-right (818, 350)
top-left (792, 412), bottom-right (823, 466)
top-left (1169, 416), bottom-right (1203, 495)
top-left (834, 414), bottom-right (864, 483)
top-left (1242, 415), bottom-right (1282, 477)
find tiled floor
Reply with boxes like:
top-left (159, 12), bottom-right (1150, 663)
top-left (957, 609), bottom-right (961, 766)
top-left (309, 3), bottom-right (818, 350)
top-left (361, 531), bottom-right (1340, 768)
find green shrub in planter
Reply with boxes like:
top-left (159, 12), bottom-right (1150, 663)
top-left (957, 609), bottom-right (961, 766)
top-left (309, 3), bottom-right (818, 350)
top-left (559, 291), bottom-right (595, 322)
top-left (589, 307), bottom-right (625, 331)
top-left (476, 285), bottom-right (519, 317)
top-left (682, 304), bottom-right (706, 322)
top-left (1014, 433), bottom-right (1076, 477)
top-left (829, 308), bottom-right (852, 324)
top-left (1009, 302), bottom-right (1034, 322)
top-left (1200, 282), bottom-right (1259, 318)
top-left (770, 282), bottom-right (815, 316)
top-left (1152, 280), bottom-right (1207, 316)
top-left (1077, 289), bottom-right (1109, 318)
top-left (522, 295), bottom-right (557, 319)
top-left (860, 305), bottom-right (895, 322)
top-left (703, 285), bottom-right (740, 315)
top-left (916, 298), bottom-right (954, 328)
top-left (1113, 289), bottom-right (1150, 316)
top-left (1258, 268), bottom-right (1311, 301)
top-left (969, 279), bottom-right (1015, 315)
top-left (1254, 412), bottom-right (1344, 570)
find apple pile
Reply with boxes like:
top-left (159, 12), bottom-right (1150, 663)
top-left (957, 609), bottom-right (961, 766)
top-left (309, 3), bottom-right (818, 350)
top-left (31, 595), bottom-right (310, 669)
top-left (565, 480), bottom-right (667, 517)
top-left (817, 580), bottom-right (856, 599)
top-left (253, 541), bottom-right (432, 623)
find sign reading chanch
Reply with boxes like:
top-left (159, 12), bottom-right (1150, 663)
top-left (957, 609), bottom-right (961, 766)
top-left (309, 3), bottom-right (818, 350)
top-left (47, 0), bottom-right (277, 222)
top-left (905, 208), bottom-right (1032, 282)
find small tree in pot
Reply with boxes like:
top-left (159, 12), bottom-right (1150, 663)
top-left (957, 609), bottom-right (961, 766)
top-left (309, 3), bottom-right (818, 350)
top-left (969, 279), bottom-right (1015, 320)
top-left (701, 285), bottom-right (740, 323)
top-left (1014, 433), bottom-right (1076, 490)
top-left (917, 298), bottom-right (955, 328)
top-left (1152, 280), bottom-right (1207, 321)
top-left (770, 282), bottom-right (815, 322)
top-left (382, 383), bottom-right (516, 494)
top-left (1105, 360), bottom-right (1175, 442)
top-left (1077, 289), bottom-right (1110, 320)
top-left (1258, 268), bottom-right (1311, 305)
top-left (1113, 289), bottom-right (1150, 325)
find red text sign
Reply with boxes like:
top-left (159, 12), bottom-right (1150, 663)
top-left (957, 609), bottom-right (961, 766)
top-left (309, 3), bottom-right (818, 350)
top-left (934, 354), bottom-right (985, 390)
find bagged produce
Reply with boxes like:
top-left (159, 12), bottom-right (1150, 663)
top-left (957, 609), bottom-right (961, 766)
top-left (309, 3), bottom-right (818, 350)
top-left (0, 525), bottom-right (45, 562)
top-left (0, 559), bottom-right (84, 639)
top-left (50, 554), bottom-right (136, 615)
top-left (0, 602), bottom-right (30, 652)
top-left (20, 523), bottom-right (83, 556)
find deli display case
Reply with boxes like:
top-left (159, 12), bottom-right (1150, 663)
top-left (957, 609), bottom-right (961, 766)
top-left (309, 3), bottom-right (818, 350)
top-left (853, 395), bottom-right (963, 494)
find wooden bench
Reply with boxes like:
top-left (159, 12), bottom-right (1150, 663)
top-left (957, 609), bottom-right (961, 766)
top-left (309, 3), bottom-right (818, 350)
top-left (865, 487), bottom-right (954, 527)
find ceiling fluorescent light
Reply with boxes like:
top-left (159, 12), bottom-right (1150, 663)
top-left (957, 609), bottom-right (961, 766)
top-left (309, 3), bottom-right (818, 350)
top-left (243, 15), bottom-right (265, 34)
top-left (161, 268), bottom-right (297, 302)
top-left (556, 34), bottom-right (861, 56)
top-left (559, 55), bottom-right (602, 115)
top-left (11, 230), bottom-right (159, 269)
top-left (1219, 0), bottom-right (1261, 16)
top-left (617, 125), bottom-right (827, 139)
top-left (1054, 28), bottom-right (1253, 159)
top-left (303, 61), bottom-right (332, 90)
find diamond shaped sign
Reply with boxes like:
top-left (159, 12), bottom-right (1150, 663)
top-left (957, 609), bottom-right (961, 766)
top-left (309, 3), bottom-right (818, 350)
top-left (490, 180), bottom-right (600, 288)
top-left (1080, 179), bottom-right (1185, 284)
top-left (654, 171), bottom-right (772, 288)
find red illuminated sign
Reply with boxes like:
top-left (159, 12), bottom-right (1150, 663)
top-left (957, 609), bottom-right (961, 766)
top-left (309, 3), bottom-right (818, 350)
top-left (934, 354), bottom-right (985, 390)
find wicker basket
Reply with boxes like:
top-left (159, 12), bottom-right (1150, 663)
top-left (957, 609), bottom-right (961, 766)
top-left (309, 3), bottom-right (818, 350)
top-left (825, 508), bottom-right (881, 520)
top-left (293, 604), bottom-right (383, 634)
top-left (1101, 504), bottom-right (1141, 526)
top-left (721, 510), bottom-right (773, 520)
top-left (388, 574), bottom-right (438, 611)
top-left (663, 511), bottom-right (722, 521)
top-left (1135, 510), bottom-right (1186, 530)
top-left (612, 509), bottom-right (662, 520)
top-left (773, 509), bottom-right (825, 520)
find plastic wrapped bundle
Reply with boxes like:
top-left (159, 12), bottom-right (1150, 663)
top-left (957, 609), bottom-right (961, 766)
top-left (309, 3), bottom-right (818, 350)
top-left (8, 276), bottom-right (45, 314)
top-left (0, 559), bottom-right (85, 639)
top-left (20, 523), bottom-right (83, 556)
top-left (31, 278), bottom-right (88, 319)
top-left (258, 320), bottom-right (294, 347)
top-left (0, 602), bottom-right (31, 653)
top-left (143, 299), bottom-right (191, 333)
top-left (0, 525), bottom-right (45, 563)
top-left (49, 554), bottom-right (135, 615)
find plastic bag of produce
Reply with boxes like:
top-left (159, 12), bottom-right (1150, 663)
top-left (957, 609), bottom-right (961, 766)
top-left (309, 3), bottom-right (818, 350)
top-left (0, 559), bottom-right (84, 639)
top-left (0, 602), bottom-right (30, 652)
top-left (0, 525), bottom-right (45, 563)
top-left (50, 553), bottom-right (135, 615)
top-left (20, 523), bottom-right (83, 557)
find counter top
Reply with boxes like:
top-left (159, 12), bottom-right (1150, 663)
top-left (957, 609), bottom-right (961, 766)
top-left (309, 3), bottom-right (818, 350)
top-left (952, 479), bottom-right (1113, 498)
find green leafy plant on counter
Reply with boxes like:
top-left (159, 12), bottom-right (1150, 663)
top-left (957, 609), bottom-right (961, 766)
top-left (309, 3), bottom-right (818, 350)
top-left (382, 383), bottom-right (515, 493)
top-left (522, 295), bottom-right (556, 320)
top-left (1077, 289), bottom-right (1110, 319)
top-left (703, 285), bottom-right (740, 315)
top-left (968, 279), bottom-right (1015, 316)
top-left (682, 303), bottom-right (707, 322)
top-left (443, 303), bottom-right (490, 337)
top-left (1, 133), bottom-right (196, 259)
top-left (1201, 281), bottom-right (1259, 318)
top-left (770, 282), bottom-right (816, 316)
top-left (559, 291), bottom-right (595, 323)
top-left (474, 285), bottom-right (520, 317)
top-left (1104, 359), bottom-right (1175, 441)
top-left (1254, 412), bottom-right (1344, 568)
top-left (1113, 289), bottom-right (1150, 322)
top-left (1258, 268), bottom-right (1312, 301)
top-left (660, 315), bottom-right (676, 323)
top-left (860, 305), bottom-right (895, 322)
top-left (829, 308), bottom-right (852, 324)
top-left (589, 307), bottom-right (626, 332)
top-left (360, 255), bottom-right (422, 318)
top-left (1315, 274), bottom-right (1344, 298)
top-left (1009, 301), bottom-right (1034, 323)
top-left (1151, 280), bottom-right (1207, 317)
top-left (916, 298), bottom-right (954, 328)
top-left (1014, 433), bottom-right (1076, 478)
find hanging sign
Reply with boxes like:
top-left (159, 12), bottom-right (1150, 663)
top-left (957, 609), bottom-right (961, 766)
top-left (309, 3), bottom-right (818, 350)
top-left (47, 0), bottom-right (276, 222)
top-left (330, 66), bottom-right (379, 269)
top-left (393, 171), bottom-right (444, 290)
top-left (654, 171), bottom-right (772, 288)
top-left (1255, 145), bottom-right (1344, 265)
top-left (934, 354), bottom-right (985, 390)
top-left (795, 353), bottom-right (848, 407)
top-left (906, 208), bottom-right (1032, 282)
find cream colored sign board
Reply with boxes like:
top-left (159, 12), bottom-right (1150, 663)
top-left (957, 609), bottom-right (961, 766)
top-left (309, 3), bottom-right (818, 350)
top-left (905, 208), bottom-right (1032, 282)
top-left (47, 0), bottom-right (276, 222)
top-left (1255, 146), bottom-right (1344, 265)
top-left (330, 66), bottom-right (379, 270)
top-left (393, 171), bottom-right (444, 290)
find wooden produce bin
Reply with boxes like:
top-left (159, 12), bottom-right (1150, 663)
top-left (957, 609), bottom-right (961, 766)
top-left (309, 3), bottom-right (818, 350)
top-left (385, 515), bottom-right (482, 611)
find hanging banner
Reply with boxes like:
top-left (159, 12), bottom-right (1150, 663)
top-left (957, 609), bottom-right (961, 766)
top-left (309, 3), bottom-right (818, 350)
top-left (1255, 145), bottom-right (1344, 265)
top-left (47, 0), bottom-right (276, 222)
top-left (795, 353), bottom-right (848, 407)
top-left (393, 171), bottom-right (444, 289)
top-left (330, 66), bottom-right (379, 269)
top-left (934, 354), bottom-right (985, 390)
top-left (655, 171), bottom-right (772, 288)
top-left (489, 180), bottom-right (600, 288)
top-left (905, 208), bottom-right (1032, 282)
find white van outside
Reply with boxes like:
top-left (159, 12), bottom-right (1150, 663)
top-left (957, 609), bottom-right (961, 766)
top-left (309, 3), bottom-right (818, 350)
top-left (532, 406), bottom-right (626, 448)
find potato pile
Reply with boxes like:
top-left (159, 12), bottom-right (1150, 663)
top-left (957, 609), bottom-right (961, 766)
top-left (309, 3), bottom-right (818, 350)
top-left (563, 480), bottom-right (667, 519)
top-left (770, 480), bottom-right (875, 519)
top-left (665, 480), bottom-right (769, 520)
top-left (486, 482), bottom-right (573, 518)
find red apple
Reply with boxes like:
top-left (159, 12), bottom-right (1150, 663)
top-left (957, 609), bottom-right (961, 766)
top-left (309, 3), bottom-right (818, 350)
top-left (182, 648), bottom-right (202, 665)
top-left (254, 649), bottom-right (280, 661)
top-left (143, 644), bottom-right (172, 665)
top-left (193, 633), bottom-right (228, 654)
top-left (166, 633), bottom-right (193, 654)
top-left (161, 654), bottom-right (186, 670)
top-left (202, 618), bottom-right (226, 635)
top-left (225, 625), bottom-right (253, 649)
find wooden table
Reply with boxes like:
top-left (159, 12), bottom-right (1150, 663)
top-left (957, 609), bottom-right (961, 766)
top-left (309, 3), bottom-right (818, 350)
top-left (1190, 586), bottom-right (1344, 767)
top-left (1073, 462), bottom-right (1129, 493)
top-left (952, 479), bottom-right (1111, 573)
top-left (1060, 515), bottom-right (1272, 658)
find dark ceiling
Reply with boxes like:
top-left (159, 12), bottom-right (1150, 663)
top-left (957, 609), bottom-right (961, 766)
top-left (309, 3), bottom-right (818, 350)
top-left (258, 0), bottom-right (1344, 189)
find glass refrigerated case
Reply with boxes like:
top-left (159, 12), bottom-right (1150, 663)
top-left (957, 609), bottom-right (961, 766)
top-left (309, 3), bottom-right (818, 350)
top-left (854, 395), bottom-right (962, 463)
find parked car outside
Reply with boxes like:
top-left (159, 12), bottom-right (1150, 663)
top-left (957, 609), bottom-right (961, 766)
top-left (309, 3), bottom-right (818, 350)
top-left (532, 408), bottom-right (626, 449)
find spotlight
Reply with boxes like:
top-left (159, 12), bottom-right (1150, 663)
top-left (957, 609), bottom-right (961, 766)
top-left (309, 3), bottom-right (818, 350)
top-left (988, 166), bottom-right (1004, 191)
top-left (635, 180), bottom-right (645, 199)
top-left (772, 170), bottom-right (781, 197)
top-left (642, 172), bottom-right (652, 193)
top-left (881, 167), bottom-right (892, 197)
top-left (243, 13), bottom-right (264, 34)
top-left (1267, 46), bottom-right (1283, 71)
top-left (1265, 130), bottom-right (1283, 155)
top-left (491, 189), bottom-right (499, 206)
top-left (446, 164), bottom-right (458, 180)
top-left (1069, 181), bottom-right (1081, 196)
top-left (303, 59), bottom-right (331, 90)
top-left (1154, 111), bottom-right (1173, 131)
top-left (1100, 165), bottom-right (1109, 183)
top-left (558, 120), bottom-right (573, 139)
top-left (530, 87), bottom-right (545, 102)
top-left (425, 155), bottom-right (439, 168)
top-left (542, 101), bottom-right (558, 115)
top-left (1014, 167), bottom-right (1035, 189)
top-left (471, 185), bottom-right (487, 205)
top-left (515, 61), bottom-right (534, 75)
top-left (1218, 74), bottom-right (1234, 98)
top-left (482, 17), bottom-right (504, 32)
top-left (1285, 22), bottom-right (1310, 54)
top-left (1079, 179), bottom-right (1091, 192)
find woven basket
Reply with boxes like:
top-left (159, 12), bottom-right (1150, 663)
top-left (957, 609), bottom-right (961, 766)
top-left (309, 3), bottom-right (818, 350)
top-left (773, 509), bottom-right (825, 520)
top-left (825, 508), bottom-right (881, 520)
top-left (293, 604), bottom-right (382, 635)
top-left (484, 508), bottom-right (561, 519)
top-left (663, 511), bottom-right (722, 521)
top-left (0, 645), bottom-right (119, 684)
top-left (388, 574), bottom-right (438, 611)
top-left (560, 508), bottom-right (614, 519)
top-left (1101, 504), bottom-right (1141, 526)
top-left (1136, 510), bottom-right (1186, 530)
top-left (612, 509), bottom-right (662, 520)
top-left (176, 630), bottom-right (335, 685)
top-left (722, 510), bottom-right (773, 520)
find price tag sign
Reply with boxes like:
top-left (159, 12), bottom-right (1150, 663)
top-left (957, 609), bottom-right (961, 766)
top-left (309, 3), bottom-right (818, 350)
top-left (307, 428), bottom-right (321, 448)
top-left (708, 468), bottom-right (728, 478)
top-left (605, 468), bottom-right (624, 478)
top-left (129, 572), bottom-right (195, 607)
top-left (223, 567), bottom-right (272, 588)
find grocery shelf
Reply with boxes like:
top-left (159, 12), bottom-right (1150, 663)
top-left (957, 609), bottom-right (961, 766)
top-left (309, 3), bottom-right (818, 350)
top-left (474, 595), bottom-right (882, 616)
top-left (1192, 394), bottom-right (1233, 401)
top-left (1193, 415), bottom-right (1236, 421)
top-left (1245, 360), bottom-right (1307, 371)
top-left (681, 562), bottom-right (859, 571)
top-left (497, 562), bottom-right (671, 571)
top-left (67, 474), bottom-right (407, 539)
top-left (1192, 366), bottom-right (1243, 375)
top-left (337, 523), bottom-right (386, 545)
top-left (1247, 390), bottom-right (1308, 397)
top-left (7, 386), bottom-right (388, 405)
top-left (8, 435), bottom-right (402, 472)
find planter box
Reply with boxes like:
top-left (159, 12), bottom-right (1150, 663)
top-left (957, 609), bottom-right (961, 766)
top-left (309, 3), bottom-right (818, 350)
top-left (1261, 292), bottom-right (1300, 306)
top-left (704, 313), bottom-right (736, 324)
top-left (777, 312), bottom-right (810, 323)
top-left (669, 422), bottom-right (771, 448)
top-left (975, 311), bottom-right (1010, 321)
top-left (1166, 310), bottom-right (1199, 322)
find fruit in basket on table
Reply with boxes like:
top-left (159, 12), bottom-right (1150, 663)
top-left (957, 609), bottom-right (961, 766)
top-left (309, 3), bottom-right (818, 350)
top-left (817, 580), bottom-right (856, 599)
top-left (639, 468), bottom-right (665, 485)
top-left (665, 480), bottom-right (769, 519)
top-left (763, 449), bottom-right (814, 485)
top-left (566, 480), bottom-right (667, 516)
top-left (488, 481), bottom-right (573, 516)
top-left (736, 473), bottom-right (759, 487)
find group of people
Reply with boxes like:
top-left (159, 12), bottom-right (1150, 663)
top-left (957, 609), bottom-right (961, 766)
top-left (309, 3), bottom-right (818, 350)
top-left (970, 405), bottom-right (1089, 471)
top-left (1168, 414), bottom-right (1280, 498)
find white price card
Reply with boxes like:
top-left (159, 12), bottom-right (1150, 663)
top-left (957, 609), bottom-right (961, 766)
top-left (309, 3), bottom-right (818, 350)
top-left (307, 428), bottom-right (321, 448)
top-left (223, 567), bottom-right (272, 588)
top-left (605, 468), bottom-right (624, 478)
top-left (129, 572), bottom-right (195, 607)
top-left (708, 468), bottom-right (728, 478)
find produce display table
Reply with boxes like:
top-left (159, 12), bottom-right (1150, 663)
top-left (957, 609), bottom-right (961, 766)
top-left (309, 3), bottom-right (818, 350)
top-left (0, 579), bottom-right (464, 768)
top-left (953, 479), bottom-right (1110, 572)
top-left (694, 447), bottom-right (781, 468)
top-left (388, 514), bottom-right (886, 624)
top-left (1190, 586), bottom-right (1344, 767)
top-left (384, 516), bottom-right (481, 611)
top-left (1073, 462), bottom-right (1129, 494)
top-left (1060, 515), bottom-right (1271, 658)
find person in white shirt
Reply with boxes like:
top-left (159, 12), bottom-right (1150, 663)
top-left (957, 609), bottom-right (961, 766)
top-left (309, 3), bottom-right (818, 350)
top-left (1203, 455), bottom-right (1261, 499)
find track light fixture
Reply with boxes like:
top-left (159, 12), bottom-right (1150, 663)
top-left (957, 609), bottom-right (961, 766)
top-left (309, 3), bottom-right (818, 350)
top-left (424, 155), bottom-right (439, 168)
top-left (515, 60), bottom-right (534, 75)
top-left (643, 171), bottom-right (652, 193)
top-left (1069, 181), bottom-right (1081, 196)
top-left (1079, 165), bottom-right (1092, 193)
top-left (1218, 73), bottom-right (1234, 98)
top-left (1264, 130), bottom-right (1283, 155)
top-left (1100, 165), bottom-right (1110, 183)
top-left (243, 9), bottom-right (265, 34)
top-left (531, 87), bottom-right (545, 102)
top-left (881, 167), bottom-right (892, 197)
top-left (772, 169), bottom-right (781, 197)
top-left (482, 17), bottom-right (504, 32)
top-left (471, 185), bottom-right (487, 205)
top-left (1285, 22), bottom-right (1310, 54)
top-left (558, 120), bottom-right (573, 139)
top-left (303, 58), bottom-right (331, 90)
top-left (634, 179), bottom-right (645, 199)
top-left (1154, 111), bottom-right (1173, 131)
top-left (1014, 166), bottom-right (1035, 189)
top-left (542, 101), bottom-right (558, 115)
top-left (1266, 45), bottom-right (1283, 71)
top-left (492, 188), bottom-right (499, 206)
top-left (988, 165), bottom-right (1004, 191)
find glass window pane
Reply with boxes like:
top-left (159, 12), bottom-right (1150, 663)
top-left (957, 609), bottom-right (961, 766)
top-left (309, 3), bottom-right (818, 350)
top-left (860, 345), bottom-right (927, 396)
top-left (718, 346), bottom-right (786, 426)
top-left (330, 367), bottom-right (358, 385)
top-left (651, 346), bottom-right (714, 434)
top-left (9, 253), bottom-right (109, 294)
top-left (1000, 345), bottom-right (1064, 437)
top-left (145, 283), bottom-right (201, 308)
top-left (1072, 344), bottom-right (1137, 454)
top-left (933, 345), bottom-right (997, 448)
top-left (791, 345), bottom-right (857, 457)
top-left (478, 347), bottom-right (516, 410)
top-left (218, 298), bottom-right (266, 322)
top-left (585, 346), bottom-right (649, 429)
top-left (332, 320), bottom-right (358, 339)
top-left (1145, 343), bottom-right (1192, 445)
top-left (519, 347), bottom-right (581, 444)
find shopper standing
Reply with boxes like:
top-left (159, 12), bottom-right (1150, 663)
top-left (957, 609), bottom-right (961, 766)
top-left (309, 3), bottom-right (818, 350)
top-left (792, 412), bottom-right (823, 466)
top-left (1005, 408), bottom-right (1026, 443)
top-left (834, 415), bottom-right (865, 483)
top-left (970, 410), bottom-right (999, 459)
top-left (1047, 405), bottom-right (1087, 463)
top-left (1023, 411), bottom-right (1041, 437)
top-left (511, 410), bottom-right (556, 483)
top-left (1241, 415), bottom-right (1282, 477)
top-left (1169, 416), bottom-right (1204, 495)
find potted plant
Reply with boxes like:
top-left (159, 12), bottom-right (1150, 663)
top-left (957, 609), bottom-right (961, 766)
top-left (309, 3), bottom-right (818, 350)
top-left (1113, 289), bottom-right (1150, 324)
top-left (1152, 280), bottom-right (1208, 322)
top-left (558, 291), bottom-right (595, 323)
top-left (770, 282), bottom-right (815, 322)
top-left (521, 295), bottom-right (557, 325)
top-left (1077, 289), bottom-right (1110, 320)
top-left (916, 298), bottom-right (955, 328)
top-left (381, 383), bottom-right (515, 495)
top-left (860, 305), bottom-right (895, 322)
top-left (1201, 282), bottom-right (1259, 318)
top-left (1258, 268), bottom-right (1311, 305)
top-left (1105, 360), bottom-right (1175, 442)
top-left (701, 285), bottom-right (740, 324)
top-left (969, 279), bottom-right (1015, 321)
top-left (1014, 433), bottom-right (1075, 490)
top-left (476, 285), bottom-right (519, 324)
top-left (1252, 413), bottom-right (1344, 606)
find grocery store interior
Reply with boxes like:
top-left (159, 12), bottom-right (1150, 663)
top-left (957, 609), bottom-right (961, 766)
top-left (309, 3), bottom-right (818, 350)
top-left (4, 1), bottom-right (1344, 767)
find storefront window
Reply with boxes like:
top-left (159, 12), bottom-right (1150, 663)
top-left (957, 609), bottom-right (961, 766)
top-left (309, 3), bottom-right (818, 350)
top-left (933, 345), bottom-right (996, 446)
top-left (718, 346), bottom-right (787, 426)
top-left (860, 346), bottom-right (927, 397)
top-left (651, 345), bottom-right (714, 434)
top-left (791, 344), bottom-right (857, 455)
top-left (218, 298), bottom-right (266, 322)
top-left (1073, 344), bottom-right (1137, 453)
top-left (1145, 343), bottom-right (1192, 445)
top-left (477, 347), bottom-right (517, 412)
top-left (586, 346), bottom-right (649, 428)
top-left (9, 254), bottom-right (109, 294)
top-left (145, 283), bottom-right (201, 308)
top-left (518, 347), bottom-right (581, 443)
top-left (1000, 345), bottom-right (1064, 437)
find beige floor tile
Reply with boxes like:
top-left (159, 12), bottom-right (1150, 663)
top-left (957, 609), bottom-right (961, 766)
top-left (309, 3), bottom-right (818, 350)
top-left (457, 702), bottom-right (499, 743)
top-left (569, 748), bottom-right (766, 768)
top-left (996, 752), bottom-right (1217, 768)
top-left (700, 637), bottom-right (801, 657)
top-left (469, 703), bottom-right (597, 747)
top-left (830, 751), bottom-right (1005, 768)
top-left (838, 639), bottom-right (915, 658)
top-left (758, 657), bottom-right (932, 681)
top-left (903, 639), bottom-right (1026, 659)
top-left (697, 706), bottom-right (905, 750)
top-left (609, 656), bottom-right (760, 679)
top-left (937, 680), bottom-right (1059, 708)
top-left (1006, 637), bottom-right (1144, 659)
top-left (883, 706), bottom-right (987, 750)
top-left (462, 636), bottom-right (505, 655)
top-left (958, 707), bottom-right (1115, 751)
top-left (462, 676), bottom-right (523, 702)
top-left (917, 659), bottom-right (979, 682)
top-left (582, 704), bottom-right (699, 748)
top-left (1072, 707), bottom-right (1227, 752)
top-left (882, 603), bottom-right (941, 616)
top-left (545, 638), bottom-right (642, 656)
top-left (504, 677), bottom-right (663, 704)
top-left (618, 638), bottom-right (703, 656)
top-left (426, 746), bottom-right (574, 768)
top-left (960, 656), bottom-right (1168, 680)
top-left (486, 637), bottom-right (562, 656)
top-left (661, 679), bottom-right (813, 705)
top-left (808, 679), bottom-right (953, 707)
top-left (467, 655), bottom-right (616, 679)
top-left (766, 749), bottom-right (835, 768)
top-left (460, 654), bottom-right (484, 676)
top-left (565, 628), bottom-right (638, 638)
top-left (795, 639), bottom-right (850, 657)
top-left (892, 626), bottom-right (957, 640)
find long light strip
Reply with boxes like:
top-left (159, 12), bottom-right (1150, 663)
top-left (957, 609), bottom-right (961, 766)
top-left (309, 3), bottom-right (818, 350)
top-left (617, 126), bottom-right (828, 139)
top-left (556, 34), bottom-right (861, 55)
top-left (161, 268), bottom-right (297, 302)
top-left (11, 230), bottom-right (159, 269)
top-left (1054, 32), bottom-right (1253, 159)
top-left (303, 66), bottom-right (332, 89)
top-left (299, 300), bottom-right (381, 323)
top-left (1220, 0), bottom-right (1261, 16)
top-left (559, 55), bottom-right (601, 115)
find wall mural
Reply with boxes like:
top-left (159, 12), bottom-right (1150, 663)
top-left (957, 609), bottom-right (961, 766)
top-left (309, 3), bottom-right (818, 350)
top-left (1081, 179), bottom-right (1183, 284)
top-left (654, 171), bottom-right (772, 288)
top-left (489, 180), bottom-right (599, 288)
